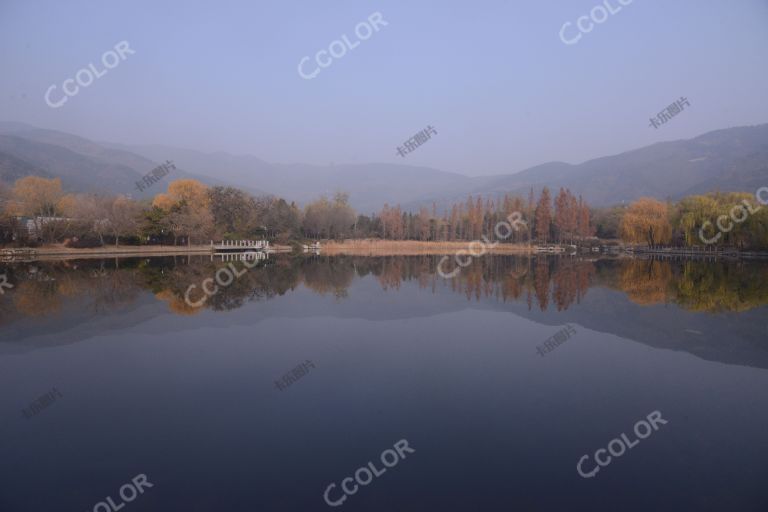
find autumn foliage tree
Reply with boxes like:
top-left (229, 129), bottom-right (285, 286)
top-left (153, 179), bottom-right (213, 245)
top-left (620, 197), bottom-right (672, 246)
top-left (553, 188), bottom-right (572, 242)
top-left (302, 192), bottom-right (355, 239)
top-left (8, 176), bottom-right (65, 217)
top-left (534, 187), bottom-right (553, 243)
top-left (7, 177), bottom-right (73, 242)
top-left (577, 195), bottom-right (591, 237)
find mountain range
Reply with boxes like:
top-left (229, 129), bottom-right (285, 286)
top-left (1, 121), bottom-right (767, 211)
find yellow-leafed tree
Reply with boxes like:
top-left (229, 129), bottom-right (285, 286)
top-left (152, 179), bottom-right (212, 246)
top-left (620, 197), bottom-right (672, 246)
top-left (8, 176), bottom-right (65, 217)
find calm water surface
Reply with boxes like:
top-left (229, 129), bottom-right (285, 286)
top-left (1, 255), bottom-right (767, 511)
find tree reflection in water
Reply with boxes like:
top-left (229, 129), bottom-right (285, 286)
top-left (1, 255), bottom-right (767, 322)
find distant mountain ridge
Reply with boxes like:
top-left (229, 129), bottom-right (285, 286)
top-left (0, 123), bottom-right (257, 199)
top-left (1, 121), bottom-right (767, 209)
top-left (403, 124), bottom-right (768, 211)
top-left (100, 141), bottom-right (471, 213)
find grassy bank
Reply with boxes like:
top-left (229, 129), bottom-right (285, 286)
top-left (320, 239), bottom-right (534, 256)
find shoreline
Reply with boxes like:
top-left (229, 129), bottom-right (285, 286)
top-left (4, 241), bottom-right (768, 260)
top-left (1, 244), bottom-right (293, 261)
top-left (1, 240), bottom-right (537, 260)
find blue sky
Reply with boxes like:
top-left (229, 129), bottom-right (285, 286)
top-left (1, 0), bottom-right (767, 176)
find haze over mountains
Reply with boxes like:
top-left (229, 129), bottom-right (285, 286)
top-left (1, 121), bottom-right (766, 212)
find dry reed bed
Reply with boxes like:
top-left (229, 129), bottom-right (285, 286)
top-left (320, 239), bottom-right (533, 256)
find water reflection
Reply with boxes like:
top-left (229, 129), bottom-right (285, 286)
top-left (2, 255), bottom-right (767, 321)
top-left (2, 254), bottom-right (766, 512)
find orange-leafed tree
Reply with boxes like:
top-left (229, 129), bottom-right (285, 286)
top-left (554, 188), bottom-right (570, 242)
top-left (577, 195), bottom-right (591, 237)
top-left (534, 187), bottom-right (552, 243)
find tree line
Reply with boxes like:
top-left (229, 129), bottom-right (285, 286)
top-left (1, 174), bottom-right (764, 249)
top-left (596, 194), bottom-right (768, 249)
top-left (349, 187), bottom-right (592, 243)
top-left (0, 176), bottom-right (303, 246)
top-left (0, 176), bottom-right (593, 247)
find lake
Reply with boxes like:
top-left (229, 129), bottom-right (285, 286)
top-left (1, 254), bottom-right (767, 511)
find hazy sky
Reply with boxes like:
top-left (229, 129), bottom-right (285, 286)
top-left (1, 0), bottom-right (767, 176)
